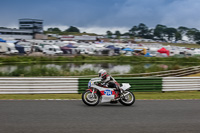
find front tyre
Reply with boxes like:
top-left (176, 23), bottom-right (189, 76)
top-left (119, 90), bottom-right (135, 106)
top-left (82, 90), bottom-right (100, 106)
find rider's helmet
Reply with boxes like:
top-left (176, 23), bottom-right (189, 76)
top-left (98, 69), bottom-right (107, 79)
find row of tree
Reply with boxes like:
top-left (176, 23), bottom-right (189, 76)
top-left (107, 23), bottom-right (200, 43)
top-left (45, 24), bottom-right (200, 43)
top-left (46, 26), bottom-right (80, 33)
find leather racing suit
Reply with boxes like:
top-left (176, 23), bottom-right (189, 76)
top-left (101, 74), bottom-right (120, 90)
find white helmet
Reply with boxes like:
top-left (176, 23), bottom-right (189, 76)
top-left (98, 69), bottom-right (107, 78)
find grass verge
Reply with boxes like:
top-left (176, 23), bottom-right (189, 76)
top-left (1, 55), bottom-right (200, 64)
top-left (134, 91), bottom-right (200, 100)
top-left (0, 91), bottom-right (199, 100)
top-left (186, 73), bottom-right (200, 77)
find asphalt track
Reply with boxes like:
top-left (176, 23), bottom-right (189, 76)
top-left (0, 100), bottom-right (200, 133)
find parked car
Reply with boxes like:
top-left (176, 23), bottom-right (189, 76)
top-left (43, 45), bottom-right (63, 55)
top-left (6, 43), bottom-right (18, 54)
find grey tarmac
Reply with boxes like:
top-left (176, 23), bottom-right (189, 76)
top-left (0, 100), bottom-right (200, 133)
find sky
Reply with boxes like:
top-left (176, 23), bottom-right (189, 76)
top-left (1, 0), bottom-right (200, 34)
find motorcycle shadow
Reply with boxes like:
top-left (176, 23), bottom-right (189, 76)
top-left (98, 103), bottom-right (135, 107)
top-left (80, 101), bottom-right (136, 107)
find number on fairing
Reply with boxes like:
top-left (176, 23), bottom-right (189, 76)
top-left (104, 90), bottom-right (112, 96)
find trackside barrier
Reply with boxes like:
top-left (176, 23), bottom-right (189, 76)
top-left (162, 77), bottom-right (200, 91)
top-left (0, 77), bottom-right (199, 94)
top-left (78, 78), bottom-right (162, 93)
top-left (0, 78), bottom-right (79, 94)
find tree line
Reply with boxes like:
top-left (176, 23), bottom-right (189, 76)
top-left (45, 24), bottom-right (200, 43)
top-left (107, 23), bottom-right (200, 43)
top-left (45, 26), bottom-right (80, 34)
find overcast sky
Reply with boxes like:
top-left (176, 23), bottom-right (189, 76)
top-left (1, 0), bottom-right (200, 34)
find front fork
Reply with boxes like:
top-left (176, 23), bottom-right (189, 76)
top-left (91, 89), bottom-right (95, 98)
top-left (88, 88), bottom-right (96, 98)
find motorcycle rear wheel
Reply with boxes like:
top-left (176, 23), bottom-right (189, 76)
top-left (119, 90), bottom-right (135, 106)
top-left (82, 90), bottom-right (100, 106)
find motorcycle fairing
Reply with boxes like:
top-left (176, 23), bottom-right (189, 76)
top-left (100, 88), bottom-right (115, 103)
top-left (88, 87), bottom-right (115, 103)
top-left (88, 78), bottom-right (131, 103)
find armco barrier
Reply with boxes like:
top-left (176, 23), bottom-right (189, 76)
top-left (0, 77), bottom-right (199, 94)
top-left (78, 77), bottom-right (162, 93)
top-left (162, 77), bottom-right (200, 91)
top-left (0, 78), bottom-right (79, 94)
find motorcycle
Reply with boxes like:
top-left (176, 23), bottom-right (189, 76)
top-left (82, 78), bottom-right (135, 106)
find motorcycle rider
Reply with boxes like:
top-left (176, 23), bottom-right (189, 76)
top-left (98, 69), bottom-right (121, 92)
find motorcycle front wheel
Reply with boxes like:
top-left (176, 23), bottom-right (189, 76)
top-left (82, 90), bottom-right (100, 106)
top-left (119, 90), bottom-right (135, 106)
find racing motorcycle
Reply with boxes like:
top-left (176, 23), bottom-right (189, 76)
top-left (82, 78), bottom-right (135, 106)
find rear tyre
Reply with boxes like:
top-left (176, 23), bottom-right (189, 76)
top-left (119, 90), bottom-right (135, 106)
top-left (82, 90), bottom-right (100, 106)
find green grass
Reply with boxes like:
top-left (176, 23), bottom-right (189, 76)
top-left (0, 55), bottom-right (200, 64)
top-left (0, 94), bottom-right (82, 100)
top-left (143, 42), bottom-right (200, 48)
top-left (134, 91), bottom-right (200, 100)
top-left (186, 73), bottom-right (200, 77)
top-left (0, 91), bottom-right (199, 100)
top-left (161, 42), bottom-right (200, 48)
